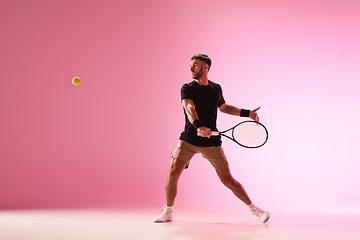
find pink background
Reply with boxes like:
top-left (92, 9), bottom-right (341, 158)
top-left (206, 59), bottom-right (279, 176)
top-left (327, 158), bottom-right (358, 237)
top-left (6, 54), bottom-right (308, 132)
top-left (1, 0), bottom-right (360, 214)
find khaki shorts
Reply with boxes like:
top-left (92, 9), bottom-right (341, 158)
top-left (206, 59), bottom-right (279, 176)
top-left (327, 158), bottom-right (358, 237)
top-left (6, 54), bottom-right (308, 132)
top-left (172, 140), bottom-right (229, 169)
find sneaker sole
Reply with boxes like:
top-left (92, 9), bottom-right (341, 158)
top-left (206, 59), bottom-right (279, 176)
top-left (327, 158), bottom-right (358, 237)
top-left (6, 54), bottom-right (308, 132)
top-left (263, 214), bottom-right (270, 223)
top-left (154, 220), bottom-right (172, 223)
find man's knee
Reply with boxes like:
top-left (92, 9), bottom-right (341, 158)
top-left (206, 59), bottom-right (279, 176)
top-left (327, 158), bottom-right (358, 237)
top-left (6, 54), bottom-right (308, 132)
top-left (168, 158), bottom-right (187, 178)
top-left (216, 168), bottom-right (235, 187)
top-left (221, 175), bottom-right (235, 188)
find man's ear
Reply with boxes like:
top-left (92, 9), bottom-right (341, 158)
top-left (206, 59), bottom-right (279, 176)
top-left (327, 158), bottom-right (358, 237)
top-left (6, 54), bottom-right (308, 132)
top-left (204, 64), bottom-right (209, 71)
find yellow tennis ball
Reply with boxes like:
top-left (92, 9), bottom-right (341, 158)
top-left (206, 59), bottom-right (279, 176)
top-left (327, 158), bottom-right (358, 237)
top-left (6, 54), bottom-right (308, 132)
top-left (72, 77), bottom-right (81, 85)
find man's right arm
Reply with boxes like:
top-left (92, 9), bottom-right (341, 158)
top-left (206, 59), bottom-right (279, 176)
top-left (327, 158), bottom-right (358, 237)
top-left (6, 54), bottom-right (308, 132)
top-left (182, 99), bottom-right (211, 138)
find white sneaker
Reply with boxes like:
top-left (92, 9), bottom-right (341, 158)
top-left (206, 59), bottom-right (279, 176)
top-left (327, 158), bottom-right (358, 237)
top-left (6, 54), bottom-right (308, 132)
top-left (154, 206), bottom-right (173, 223)
top-left (248, 204), bottom-right (270, 223)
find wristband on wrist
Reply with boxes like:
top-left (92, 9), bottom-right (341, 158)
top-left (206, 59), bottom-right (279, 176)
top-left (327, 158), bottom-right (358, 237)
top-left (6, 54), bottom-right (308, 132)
top-left (240, 109), bottom-right (250, 117)
top-left (192, 119), bottom-right (204, 129)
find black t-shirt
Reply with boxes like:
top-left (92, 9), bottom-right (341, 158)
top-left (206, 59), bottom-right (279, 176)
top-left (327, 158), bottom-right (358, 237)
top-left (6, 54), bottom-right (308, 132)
top-left (180, 80), bottom-right (225, 147)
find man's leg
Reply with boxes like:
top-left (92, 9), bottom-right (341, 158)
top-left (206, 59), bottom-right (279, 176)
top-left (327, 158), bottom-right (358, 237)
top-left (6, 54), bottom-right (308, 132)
top-left (154, 158), bottom-right (187, 223)
top-left (200, 146), bottom-right (251, 204)
top-left (215, 166), bottom-right (252, 205)
top-left (215, 166), bottom-right (270, 223)
top-left (165, 158), bottom-right (187, 206)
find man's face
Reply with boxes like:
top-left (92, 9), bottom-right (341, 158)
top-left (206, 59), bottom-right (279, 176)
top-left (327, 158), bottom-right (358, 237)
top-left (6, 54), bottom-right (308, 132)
top-left (190, 59), bottom-right (206, 79)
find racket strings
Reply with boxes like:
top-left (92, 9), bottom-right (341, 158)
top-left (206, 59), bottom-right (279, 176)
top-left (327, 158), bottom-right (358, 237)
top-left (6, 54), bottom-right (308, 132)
top-left (233, 122), bottom-right (267, 148)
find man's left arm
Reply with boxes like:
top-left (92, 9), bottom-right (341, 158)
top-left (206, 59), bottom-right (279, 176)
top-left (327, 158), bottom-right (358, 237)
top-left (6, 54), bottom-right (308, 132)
top-left (218, 103), bottom-right (260, 122)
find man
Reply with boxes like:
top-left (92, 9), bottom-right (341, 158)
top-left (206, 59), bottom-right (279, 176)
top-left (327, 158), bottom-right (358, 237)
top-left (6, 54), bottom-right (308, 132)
top-left (154, 54), bottom-right (269, 223)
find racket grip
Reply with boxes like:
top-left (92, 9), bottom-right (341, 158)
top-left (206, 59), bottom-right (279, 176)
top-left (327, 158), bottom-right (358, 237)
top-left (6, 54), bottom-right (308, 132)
top-left (197, 131), bottom-right (220, 136)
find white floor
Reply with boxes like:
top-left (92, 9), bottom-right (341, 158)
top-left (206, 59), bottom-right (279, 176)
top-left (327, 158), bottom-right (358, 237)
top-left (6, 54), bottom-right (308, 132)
top-left (0, 209), bottom-right (359, 240)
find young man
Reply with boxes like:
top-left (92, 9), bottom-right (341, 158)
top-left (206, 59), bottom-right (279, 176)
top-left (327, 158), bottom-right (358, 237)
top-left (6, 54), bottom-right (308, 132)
top-left (154, 54), bottom-right (269, 223)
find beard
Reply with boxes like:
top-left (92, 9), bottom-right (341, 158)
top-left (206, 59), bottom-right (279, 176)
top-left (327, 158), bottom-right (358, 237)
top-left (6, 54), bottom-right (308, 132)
top-left (192, 69), bottom-right (203, 79)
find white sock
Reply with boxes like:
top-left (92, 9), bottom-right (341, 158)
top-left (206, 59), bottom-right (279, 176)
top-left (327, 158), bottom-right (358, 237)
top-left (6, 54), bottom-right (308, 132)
top-left (166, 206), bottom-right (173, 211)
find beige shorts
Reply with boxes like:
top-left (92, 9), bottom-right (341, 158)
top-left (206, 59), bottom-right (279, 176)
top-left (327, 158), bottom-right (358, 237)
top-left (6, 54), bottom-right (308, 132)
top-left (172, 140), bottom-right (229, 169)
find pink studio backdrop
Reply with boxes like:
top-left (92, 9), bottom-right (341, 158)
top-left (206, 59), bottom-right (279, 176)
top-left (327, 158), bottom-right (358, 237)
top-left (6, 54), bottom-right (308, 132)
top-left (1, 0), bottom-right (360, 214)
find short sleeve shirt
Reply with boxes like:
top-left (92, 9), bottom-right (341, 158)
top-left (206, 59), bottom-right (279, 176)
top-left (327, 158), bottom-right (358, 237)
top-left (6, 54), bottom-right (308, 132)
top-left (180, 80), bottom-right (225, 147)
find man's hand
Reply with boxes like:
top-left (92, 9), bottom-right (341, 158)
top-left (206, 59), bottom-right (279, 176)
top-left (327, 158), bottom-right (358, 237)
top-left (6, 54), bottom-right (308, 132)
top-left (197, 126), bottom-right (212, 138)
top-left (249, 107), bottom-right (260, 122)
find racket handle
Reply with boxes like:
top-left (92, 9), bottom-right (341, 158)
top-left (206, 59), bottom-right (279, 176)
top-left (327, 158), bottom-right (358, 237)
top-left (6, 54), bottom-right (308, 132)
top-left (197, 131), bottom-right (220, 137)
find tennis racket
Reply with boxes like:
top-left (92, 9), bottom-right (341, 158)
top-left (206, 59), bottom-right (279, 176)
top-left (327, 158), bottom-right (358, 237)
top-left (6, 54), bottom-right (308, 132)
top-left (199, 121), bottom-right (268, 148)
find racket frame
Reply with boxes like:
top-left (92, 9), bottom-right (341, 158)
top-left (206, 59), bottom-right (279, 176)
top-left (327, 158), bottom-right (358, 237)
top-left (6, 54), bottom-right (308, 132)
top-left (213, 120), bottom-right (268, 149)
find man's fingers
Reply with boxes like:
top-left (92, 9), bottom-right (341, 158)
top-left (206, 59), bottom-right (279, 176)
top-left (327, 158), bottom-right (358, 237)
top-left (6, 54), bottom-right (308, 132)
top-left (253, 106), bottom-right (260, 112)
top-left (205, 130), bottom-right (211, 138)
top-left (197, 128), bottom-right (211, 138)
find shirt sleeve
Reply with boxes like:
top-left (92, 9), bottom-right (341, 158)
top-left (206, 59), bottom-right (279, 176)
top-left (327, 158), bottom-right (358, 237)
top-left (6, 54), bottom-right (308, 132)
top-left (181, 84), bottom-right (193, 101)
top-left (218, 85), bottom-right (226, 107)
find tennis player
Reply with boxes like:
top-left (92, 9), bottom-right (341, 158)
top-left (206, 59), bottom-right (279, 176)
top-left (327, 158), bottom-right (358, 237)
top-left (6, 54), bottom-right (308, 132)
top-left (154, 54), bottom-right (269, 223)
